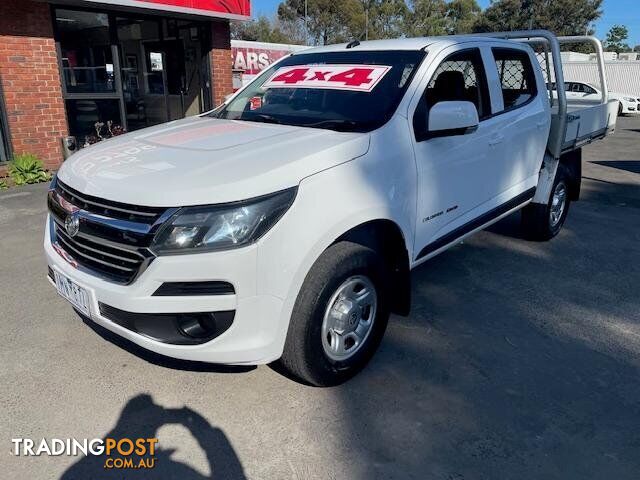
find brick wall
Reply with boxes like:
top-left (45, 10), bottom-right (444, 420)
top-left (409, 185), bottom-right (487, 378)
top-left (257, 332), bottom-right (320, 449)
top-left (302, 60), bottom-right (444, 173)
top-left (210, 20), bottom-right (233, 107)
top-left (0, 0), bottom-right (67, 171)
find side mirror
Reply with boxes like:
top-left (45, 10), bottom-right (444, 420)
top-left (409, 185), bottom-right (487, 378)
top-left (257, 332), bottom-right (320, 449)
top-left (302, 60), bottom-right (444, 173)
top-left (427, 101), bottom-right (479, 138)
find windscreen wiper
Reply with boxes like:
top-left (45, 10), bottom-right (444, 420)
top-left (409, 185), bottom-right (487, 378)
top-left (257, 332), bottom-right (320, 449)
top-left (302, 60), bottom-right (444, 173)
top-left (305, 119), bottom-right (360, 131)
top-left (245, 114), bottom-right (283, 125)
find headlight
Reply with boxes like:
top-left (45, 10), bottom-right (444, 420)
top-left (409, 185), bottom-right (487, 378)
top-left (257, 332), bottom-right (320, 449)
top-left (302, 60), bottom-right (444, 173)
top-left (151, 188), bottom-right (297, 254)
top-left (624, 97), bottom-right (635, 102)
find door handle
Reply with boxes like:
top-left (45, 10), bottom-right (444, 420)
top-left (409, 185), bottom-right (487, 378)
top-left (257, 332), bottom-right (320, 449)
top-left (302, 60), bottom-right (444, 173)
top-left (488, 134), bottom-right (504, 146)
top-left (536, 120), bottom-right (547, 129)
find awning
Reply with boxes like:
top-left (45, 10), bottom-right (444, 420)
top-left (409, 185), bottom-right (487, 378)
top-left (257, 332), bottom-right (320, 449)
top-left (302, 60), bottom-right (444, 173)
top-left (51, 0), bottom-right (251, 20)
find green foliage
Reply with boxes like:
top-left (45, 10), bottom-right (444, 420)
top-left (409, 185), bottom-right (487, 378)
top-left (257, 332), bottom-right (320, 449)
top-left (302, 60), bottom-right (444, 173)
top-left (278, 0), bottom-right (364, 45)
top-left (473, 0), bottom-right (603, 36)
top-left (402, 0), bottom-right (481, 37)
top-left (231, 15), bottom-right (304, 44)
top-left (365, 0), bottom-right (409, 40)
top-left (274, 0), bottom-right (482, 44)
top-left (0, 179), bottom-right (8, 190)
top-left (8, 153), bottom-right (51, 186)
top-left (265, 0), bottom-right (604, 45)
top-left (604, 24), bottom-right (631, 54)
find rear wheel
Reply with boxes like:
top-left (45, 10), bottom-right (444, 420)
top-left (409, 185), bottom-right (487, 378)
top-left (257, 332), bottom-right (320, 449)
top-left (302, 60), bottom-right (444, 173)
top-left (522, 164), bottom-right (571, 241)
top-left (278, 241), bottom-right (390, 386)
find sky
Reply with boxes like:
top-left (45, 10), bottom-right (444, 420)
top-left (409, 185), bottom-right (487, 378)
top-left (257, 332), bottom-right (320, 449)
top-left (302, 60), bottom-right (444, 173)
top-left (252, 0), bottom-right (640, 46)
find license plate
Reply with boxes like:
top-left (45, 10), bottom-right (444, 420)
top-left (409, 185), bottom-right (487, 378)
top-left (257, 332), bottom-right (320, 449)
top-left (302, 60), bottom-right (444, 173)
top-left (54, 271), bottom-right (91, 317)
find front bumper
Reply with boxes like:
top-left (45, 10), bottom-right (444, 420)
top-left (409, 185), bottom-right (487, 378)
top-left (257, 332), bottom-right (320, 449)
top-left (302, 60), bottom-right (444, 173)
top-left (45, 216), bottom-right (285, 365)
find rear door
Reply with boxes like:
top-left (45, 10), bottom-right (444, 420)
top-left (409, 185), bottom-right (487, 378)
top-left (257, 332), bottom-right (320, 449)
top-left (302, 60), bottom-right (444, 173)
top-left (484, 46), bottom-right (549, 200)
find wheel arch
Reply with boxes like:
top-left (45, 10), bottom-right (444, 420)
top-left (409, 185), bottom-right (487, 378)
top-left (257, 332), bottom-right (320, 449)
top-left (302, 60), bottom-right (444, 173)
top-left (334, 219), bottom-right (412, 316)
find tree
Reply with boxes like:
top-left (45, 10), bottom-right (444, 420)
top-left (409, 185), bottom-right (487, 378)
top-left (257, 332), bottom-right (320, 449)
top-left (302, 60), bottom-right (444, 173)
top-left (278, 0), bottom-right (364, 45)
top-left (358, 0), bottom-right (408, 40)
top-left (474, 0), bottom-right (603, 36)
top-left (446, 0), bottom-right (482, 34)
top-left (604, 24), bottom-right (631, 54)
top-left (403, 0), bottom-right (448, 37)
top-left (231, 15), bottom-right (304, 44)
top-left (634, 45), bottom-right (640, 53)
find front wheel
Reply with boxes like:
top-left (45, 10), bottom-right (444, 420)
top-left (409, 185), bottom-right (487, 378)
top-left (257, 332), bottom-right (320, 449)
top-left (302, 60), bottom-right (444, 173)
top-left (521, 164), bottom-right (571, 241)
top-left (278, 241), bottom-right (390, 386)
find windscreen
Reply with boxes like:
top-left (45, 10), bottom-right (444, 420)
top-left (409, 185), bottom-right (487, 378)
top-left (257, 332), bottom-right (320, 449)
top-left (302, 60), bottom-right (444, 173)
top-left (213, 50), bottom-right (426, 132)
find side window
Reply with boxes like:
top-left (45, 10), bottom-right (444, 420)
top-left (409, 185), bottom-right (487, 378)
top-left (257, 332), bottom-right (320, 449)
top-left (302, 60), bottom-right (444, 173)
top-left (492, 48), bottom-right (537, 112)
top-left (583, 84), bottom-right (596, 94)
top-left (413, 48), bottom-right (490, 140)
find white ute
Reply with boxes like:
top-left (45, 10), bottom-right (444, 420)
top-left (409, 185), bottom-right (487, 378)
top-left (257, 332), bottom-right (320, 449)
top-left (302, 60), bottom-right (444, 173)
top-left (45, 31), bottom-right (617, 386)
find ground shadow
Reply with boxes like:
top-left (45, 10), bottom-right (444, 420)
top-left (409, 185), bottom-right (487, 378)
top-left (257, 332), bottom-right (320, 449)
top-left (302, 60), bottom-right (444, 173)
top-left (328, 172), bottom-right (640, 479)
top-left (590, 160), bottom-right (640, 175)
top-left (61, 394), bottom-right (247, 479)
top-left (78, 313), bottom-right (255, 374)
top-left (484, 210), bottom-right (524, 239)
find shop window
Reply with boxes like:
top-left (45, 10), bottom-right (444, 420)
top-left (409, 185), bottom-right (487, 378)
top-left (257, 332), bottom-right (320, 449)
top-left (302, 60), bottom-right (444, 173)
top-left (65, 99), bottom-right (122, 144)
top-left (56, 10), bottom-right (115, 94)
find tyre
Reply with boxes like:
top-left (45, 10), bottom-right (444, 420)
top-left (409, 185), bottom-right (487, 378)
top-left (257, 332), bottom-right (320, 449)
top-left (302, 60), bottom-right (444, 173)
top-left (521, 164), bottom-right (571, 241)
top-left (278, 241), bottom-right (391, 386)
top-left (618, 102), bottom-right (623, 116)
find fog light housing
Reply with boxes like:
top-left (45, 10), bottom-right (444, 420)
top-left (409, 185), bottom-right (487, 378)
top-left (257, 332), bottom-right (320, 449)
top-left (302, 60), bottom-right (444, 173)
top-left (98, 303), bottom-right (235, 345)
top-left (178, 313), bottom-right (224, 339)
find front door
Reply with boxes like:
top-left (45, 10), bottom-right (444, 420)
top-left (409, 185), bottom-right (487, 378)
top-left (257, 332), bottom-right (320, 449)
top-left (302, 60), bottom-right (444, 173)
top-left (410, 47), bottom-right (495, 260)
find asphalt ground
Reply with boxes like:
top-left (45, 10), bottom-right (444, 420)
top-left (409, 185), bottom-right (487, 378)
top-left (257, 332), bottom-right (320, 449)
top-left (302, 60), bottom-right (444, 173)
top-left (1, 116), bottom-right (639, 479)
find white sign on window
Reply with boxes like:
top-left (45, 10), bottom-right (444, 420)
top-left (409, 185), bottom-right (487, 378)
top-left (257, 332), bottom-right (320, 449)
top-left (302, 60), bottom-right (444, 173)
top-left (150, 52), bottom-right (163, 72)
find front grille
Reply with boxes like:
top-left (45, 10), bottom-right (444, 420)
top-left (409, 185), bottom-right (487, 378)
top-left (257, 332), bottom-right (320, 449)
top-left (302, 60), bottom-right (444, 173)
top-left (49, 179), bottom-right (173, 284)
top-left (54, 224), bottom-right (149, 284)
top-left (55, 179), bottom-right (165, 224)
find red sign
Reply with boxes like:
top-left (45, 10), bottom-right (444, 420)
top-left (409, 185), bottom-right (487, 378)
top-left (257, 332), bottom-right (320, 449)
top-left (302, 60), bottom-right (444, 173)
top-left (79, 0), bottom-right (250, 19)
top-left (264, 65), bottom-right (392, 92)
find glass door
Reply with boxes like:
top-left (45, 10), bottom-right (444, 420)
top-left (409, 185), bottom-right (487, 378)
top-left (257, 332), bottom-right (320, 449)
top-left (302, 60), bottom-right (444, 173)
top-left (117, 17), bottom-right (167, 130)
top-left (117, 17), bottom-right (209, 130)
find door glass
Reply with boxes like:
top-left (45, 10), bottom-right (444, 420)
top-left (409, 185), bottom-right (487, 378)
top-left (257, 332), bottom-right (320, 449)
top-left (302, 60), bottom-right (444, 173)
top-left (56, 10), bottom-right (115, 93)
top-left (492, 48), bottom-right (537, 111)
top-left (116, 16), bottom-right (207, 132)
top-left (413, 49), bottom-right (489, 141)
top-left (174, 21), bottom-right (206, 119)
top-left (117, 17), bottom-right (164, 131)
top-left (426, 51), bottom-right (490, 118)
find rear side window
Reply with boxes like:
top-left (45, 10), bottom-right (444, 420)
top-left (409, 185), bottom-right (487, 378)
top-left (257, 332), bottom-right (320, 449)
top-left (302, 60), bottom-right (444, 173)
top-left (492, 48), bottom-right (537, 112)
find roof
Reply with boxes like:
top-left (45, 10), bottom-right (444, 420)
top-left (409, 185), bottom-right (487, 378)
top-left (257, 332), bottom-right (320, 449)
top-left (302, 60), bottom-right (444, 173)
top-left (294, 35), bottom-right (517, 54)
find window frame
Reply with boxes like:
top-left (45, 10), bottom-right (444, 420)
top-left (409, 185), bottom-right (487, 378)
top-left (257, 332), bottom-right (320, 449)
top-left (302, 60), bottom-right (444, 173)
top-left (412, 47), bottom-right (491, 142)
top-left (489, 47), bottom-right (539, 117)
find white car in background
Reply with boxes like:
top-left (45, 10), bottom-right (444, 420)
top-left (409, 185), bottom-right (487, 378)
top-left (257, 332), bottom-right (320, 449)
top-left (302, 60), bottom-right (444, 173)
top-left (557, 81), bottom-right (639, 115)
